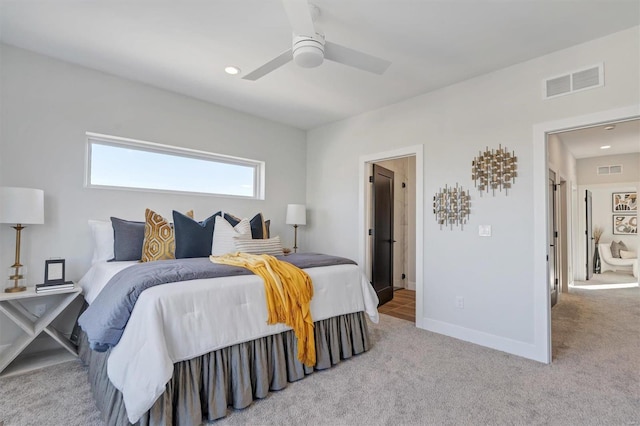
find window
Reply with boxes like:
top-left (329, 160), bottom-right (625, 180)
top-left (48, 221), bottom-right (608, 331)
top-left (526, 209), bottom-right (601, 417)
top-left (85, 133), bottom-right (264, 199)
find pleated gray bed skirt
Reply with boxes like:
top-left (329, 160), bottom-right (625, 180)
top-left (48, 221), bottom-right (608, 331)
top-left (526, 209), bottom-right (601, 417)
top-left (78, 311), bottom-right (370, 426)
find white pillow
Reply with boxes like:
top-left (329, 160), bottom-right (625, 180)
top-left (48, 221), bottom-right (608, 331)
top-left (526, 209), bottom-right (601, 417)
top-left (211, 216), bottom-right (251, 255)
top-left (88, 220), bottom-right (114, 264)
top-left (233, 235), bottom-right (284, 256)
top-left (619, 250), bottom-right (637, 259)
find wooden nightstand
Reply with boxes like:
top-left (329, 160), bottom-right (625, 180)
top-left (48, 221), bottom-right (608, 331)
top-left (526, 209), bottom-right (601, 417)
top-left (0, 285), bottom-right (82, 378)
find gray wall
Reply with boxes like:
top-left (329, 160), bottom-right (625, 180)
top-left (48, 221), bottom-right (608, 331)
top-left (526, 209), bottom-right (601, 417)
top-left (574, 153), bottom-right (639, 280)
top-left (0, 44), bottom-right (306, 346)
top-left (305, 27), bottom-right (639, 361)
top-left (577, 153), bottom-right (640, 185)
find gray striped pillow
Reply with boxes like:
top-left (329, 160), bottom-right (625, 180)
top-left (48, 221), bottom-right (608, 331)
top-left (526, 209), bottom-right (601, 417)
top-left (233, 235), bottom-right (283, 256)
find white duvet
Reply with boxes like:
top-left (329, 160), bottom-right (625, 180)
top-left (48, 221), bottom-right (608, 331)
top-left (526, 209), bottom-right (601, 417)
top-left (79, 261), bottom-right (379, 423)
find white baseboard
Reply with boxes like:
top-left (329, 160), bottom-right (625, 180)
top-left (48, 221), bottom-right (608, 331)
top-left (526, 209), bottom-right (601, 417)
top-left (407, 281), bottom-right (416, 291)
top-left (420, 317), bottom-right (547, 363)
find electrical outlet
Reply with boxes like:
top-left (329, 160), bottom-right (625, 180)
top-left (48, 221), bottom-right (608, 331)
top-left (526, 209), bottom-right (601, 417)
top-left (34, 304), bottom-right (47, 317)
top-left (455, 296), bottom-right (464, 309)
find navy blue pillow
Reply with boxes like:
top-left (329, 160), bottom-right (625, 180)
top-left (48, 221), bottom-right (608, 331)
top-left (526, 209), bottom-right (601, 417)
top-left (110, 217), bottom-right (145, 261)
top-left (224, 213), bottom-right (268, 239)
top-left (173, 211), bottom-right (221, 258)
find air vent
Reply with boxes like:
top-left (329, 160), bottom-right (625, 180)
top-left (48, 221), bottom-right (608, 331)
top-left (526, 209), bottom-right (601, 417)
top-left (597, 165), bottom-right (622, 175)
top-left (544, 63), bottom-right (604, 99)
top-left (546, 75), bottom-right (571, 97)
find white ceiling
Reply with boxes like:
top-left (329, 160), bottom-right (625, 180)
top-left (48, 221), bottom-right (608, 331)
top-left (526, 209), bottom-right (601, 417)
top-left (556, 119), bottom-right (640, 159)
top-left (1, 1), bottom-right (639, 130)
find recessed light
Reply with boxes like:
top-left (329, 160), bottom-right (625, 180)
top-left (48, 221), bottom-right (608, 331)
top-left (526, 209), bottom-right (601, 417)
top-left (600, 145), bottom-right (611, 149)
top-left (224, 66), bottom-right (241, 75)
top-left (604, 125), bottom-right (615, 131)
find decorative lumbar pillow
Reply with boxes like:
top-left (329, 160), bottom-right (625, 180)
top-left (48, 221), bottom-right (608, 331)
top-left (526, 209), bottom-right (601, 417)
top-left (224, 212), bottom-right (268, 239)
top-left (111, 217), bottom-right (145, 261)
top-left (173, 210), bottom-right (221, 258)
top-left (141, 209), bottom-right (193, 262)
top-left (89, 220), bottom-right (114, 264)
top-left (619, 250), bottom-right (637, 259)
top-left (610, 241), bottom-right (628, 258)
top-left (211, 216), bottom-right (251, 256)
top-left (233, 235), bottom-right (284, 256)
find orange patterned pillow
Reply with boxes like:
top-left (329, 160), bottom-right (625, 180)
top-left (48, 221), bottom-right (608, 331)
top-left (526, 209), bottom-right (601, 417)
top-left (141, 209), bottom-right (193, 262)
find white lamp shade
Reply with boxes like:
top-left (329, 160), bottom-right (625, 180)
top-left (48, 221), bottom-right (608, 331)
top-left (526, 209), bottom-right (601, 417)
top-left (286, 204), bottom-right (306, 226)
top-left (0, 187), bottom-right (45, 224)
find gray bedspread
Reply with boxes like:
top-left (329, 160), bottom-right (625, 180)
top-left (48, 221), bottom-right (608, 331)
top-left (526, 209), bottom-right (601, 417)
top-left (78, 253), bottom-right (356, 352)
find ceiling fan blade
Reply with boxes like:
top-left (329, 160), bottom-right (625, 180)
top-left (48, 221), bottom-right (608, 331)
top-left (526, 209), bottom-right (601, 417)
top-left (242, 49), bottom-right (293, 81)
top-left (282, 0), bottom-right (316, 37)
top-left (324, 41), bottom-right (391, 75)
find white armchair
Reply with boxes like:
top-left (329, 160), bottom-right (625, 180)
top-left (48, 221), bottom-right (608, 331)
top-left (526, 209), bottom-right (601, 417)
top-left (598, 243), bottom-right (638, 278)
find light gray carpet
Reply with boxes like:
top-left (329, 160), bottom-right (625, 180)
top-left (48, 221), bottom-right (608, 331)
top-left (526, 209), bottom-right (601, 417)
top-left (1, 286), bottom-right (638, 425)
top-left (572, 270), bottom-right (638, 286)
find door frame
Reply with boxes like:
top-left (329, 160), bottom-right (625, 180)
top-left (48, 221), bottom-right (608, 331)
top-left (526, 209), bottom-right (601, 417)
top-left (359, 145), bottom-right (424, 326)
top-left (533, 104), bottom-right (640, 364)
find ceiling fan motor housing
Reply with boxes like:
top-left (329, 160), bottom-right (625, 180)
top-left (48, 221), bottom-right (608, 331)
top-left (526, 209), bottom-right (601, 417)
top-left (292, 34), bottom-right (325, 68)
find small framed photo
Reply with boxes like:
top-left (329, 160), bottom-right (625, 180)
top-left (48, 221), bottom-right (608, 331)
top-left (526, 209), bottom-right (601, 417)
top-left (45, 259), bottom-right (65, 284)
top-left (612, 192), bottom-right (637, 212)
top-left (613, 215), bottom-right (637, 235)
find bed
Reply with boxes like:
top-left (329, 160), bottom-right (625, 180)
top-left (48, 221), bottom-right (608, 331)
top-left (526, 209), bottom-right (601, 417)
top-left (76, 253), bottom-right (379, 425)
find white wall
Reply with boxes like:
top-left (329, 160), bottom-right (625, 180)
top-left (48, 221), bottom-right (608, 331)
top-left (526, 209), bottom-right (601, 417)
top-left (547, 134), bottom-right (578, 288)
top-left (306, 27), bottom-right (640, 361)
top-left (581, 184), bottom-right (638, 250)
top-left (0, 44), bottom-right (306, 346)
top-left (575, 154), bottom-right (639, 280)
top-left (577, 153), bottom-right (640, 185)
top-left (548, 134), bottom-right (578, 185)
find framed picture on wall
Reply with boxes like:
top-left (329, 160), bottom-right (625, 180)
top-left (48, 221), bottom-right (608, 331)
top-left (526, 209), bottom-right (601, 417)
top-left (613, 215), bottom-right (637, 235)
top-left (612, 192), bottom-right (637, 212)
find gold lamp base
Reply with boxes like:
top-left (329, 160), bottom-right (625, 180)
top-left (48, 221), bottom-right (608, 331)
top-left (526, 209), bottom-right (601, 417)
top-left (6, 224), bottom-right (28, 293)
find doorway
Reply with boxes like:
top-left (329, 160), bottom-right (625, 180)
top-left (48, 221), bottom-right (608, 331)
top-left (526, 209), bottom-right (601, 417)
top-left (537, 106), bottom-right (640, 363)
top-left (359, 145), bottom-right (423, 326)
top-left (585, 189), bottom-right (594, 280)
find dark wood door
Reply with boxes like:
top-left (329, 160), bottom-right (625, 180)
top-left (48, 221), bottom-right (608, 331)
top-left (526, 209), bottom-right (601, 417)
top-left (372, 164), bottom-right (394, 306)
top-left (548, 170), bottom-right (558, 307)
top-left (585, 190), bottom-right (593, 280)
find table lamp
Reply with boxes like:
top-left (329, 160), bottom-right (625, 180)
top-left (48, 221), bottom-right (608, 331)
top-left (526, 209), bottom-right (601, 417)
top-left (0, 187), bottom-right (44, 293)
top-left (285, 204), bottom-right (306, 253)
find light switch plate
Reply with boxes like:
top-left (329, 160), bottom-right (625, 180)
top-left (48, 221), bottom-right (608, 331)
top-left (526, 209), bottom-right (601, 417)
top-left (479, 225), bottom-right (491, 237)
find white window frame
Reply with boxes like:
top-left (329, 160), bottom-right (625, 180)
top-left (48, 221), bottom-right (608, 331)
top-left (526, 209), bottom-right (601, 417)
top-left (85, 132), bottom-right (265, 199)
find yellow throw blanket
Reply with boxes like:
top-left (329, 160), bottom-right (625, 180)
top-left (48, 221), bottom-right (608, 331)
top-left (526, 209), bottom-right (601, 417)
top-left (210, 252), bottom-right (315, 366)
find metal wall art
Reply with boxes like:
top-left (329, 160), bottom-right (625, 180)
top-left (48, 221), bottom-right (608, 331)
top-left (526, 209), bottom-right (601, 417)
top-left (433, 183), bottom-right (471, 230)
top-left (471, 144), bottom-right (517, 196)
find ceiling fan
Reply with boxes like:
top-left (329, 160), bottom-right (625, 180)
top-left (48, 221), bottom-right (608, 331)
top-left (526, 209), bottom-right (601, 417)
top-left (242, 0), bottom-right (391, 81)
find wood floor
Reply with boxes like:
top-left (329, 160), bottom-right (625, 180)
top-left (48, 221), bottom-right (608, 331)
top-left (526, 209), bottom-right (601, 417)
top-left (377, 288), bottom-right (415, 322)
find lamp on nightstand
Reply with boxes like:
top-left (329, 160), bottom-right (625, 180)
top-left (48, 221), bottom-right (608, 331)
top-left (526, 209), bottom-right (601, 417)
top-left (285, 204), bottom-right (306, 253)
top-left (0, 187), bottom-right (44, 293)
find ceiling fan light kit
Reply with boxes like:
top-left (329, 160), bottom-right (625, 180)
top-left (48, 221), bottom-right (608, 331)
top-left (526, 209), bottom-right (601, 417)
top-left (242, 0), bottom-right (391, 80)
top-left (292, 35), bottom-right (325, 68)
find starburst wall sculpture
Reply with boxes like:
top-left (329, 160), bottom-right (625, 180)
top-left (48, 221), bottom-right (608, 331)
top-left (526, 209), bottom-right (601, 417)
top-left (471, 145), bottom-right (517, 196)
top-left (433, 183), bottom-right (471, 230)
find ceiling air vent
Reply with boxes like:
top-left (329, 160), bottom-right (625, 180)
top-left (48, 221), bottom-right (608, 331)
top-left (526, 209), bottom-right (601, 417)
top-left (597, 165), bottom-right (622, 175)
top-left (544, 63), bottom-right (603, 99)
